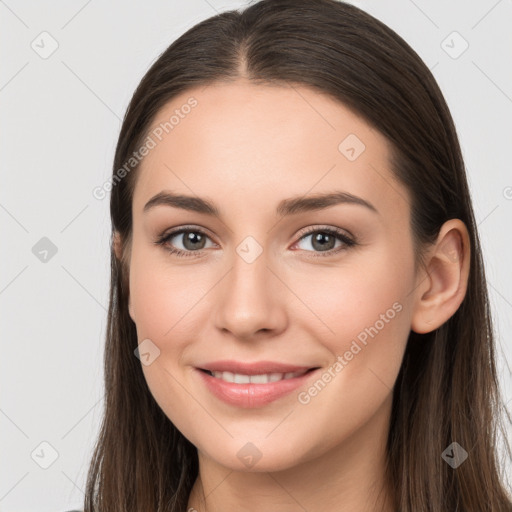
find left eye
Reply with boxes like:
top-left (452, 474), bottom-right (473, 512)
top-left (292, 228), bottom-right (355, 254)
top-left (155, 226), bottom-right (356, 258)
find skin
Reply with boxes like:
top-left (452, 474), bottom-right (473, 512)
top-left (113, 79), bottom-right (470, 512)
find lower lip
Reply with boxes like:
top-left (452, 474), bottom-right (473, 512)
top-left (196, 368), bottom-right (318, 408)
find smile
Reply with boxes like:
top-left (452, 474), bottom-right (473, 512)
top-left (196, 366), bottom-right (320, 408)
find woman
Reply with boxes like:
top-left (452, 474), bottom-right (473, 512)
top-left (83, 0), bottom-right (512, 510)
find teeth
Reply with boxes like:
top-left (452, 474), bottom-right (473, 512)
top-left (210, 370), bottom-right (306, 383)
top-left (234, 373), bottom-right (249, 384)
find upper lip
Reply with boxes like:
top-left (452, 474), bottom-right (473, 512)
top-left (198, 360), bottom-right (318, 375)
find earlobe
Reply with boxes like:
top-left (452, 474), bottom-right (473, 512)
top-left (411, 219), bottom-right (471, 334)
top-left (128, 298), bottom-right (135, 322)
top-left (113, 231), bottom-right (122, 261)
top-left (113, 231), bottom-right (135, 322)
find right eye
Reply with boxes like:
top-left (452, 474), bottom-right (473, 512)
top-left (155, 227), bottom-right (216, 258)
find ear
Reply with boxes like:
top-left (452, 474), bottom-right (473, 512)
top-left (112, 231), bottom-right (136, 322)
top-left (411, 219), bottom-right (471, 334)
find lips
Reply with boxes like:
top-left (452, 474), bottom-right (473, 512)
top-left (195, 360), bottom-right (320, 408)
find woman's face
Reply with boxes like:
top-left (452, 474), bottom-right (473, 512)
top-left (125, 79), bottom-right (419, 472)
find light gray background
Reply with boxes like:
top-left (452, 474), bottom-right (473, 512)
top-left (1, 0), bottom-right (511, 510)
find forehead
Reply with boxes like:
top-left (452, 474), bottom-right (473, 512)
top-left (132, 80), bottom-right (408, 222)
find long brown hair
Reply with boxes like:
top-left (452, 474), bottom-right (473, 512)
top-left (84, 0), bottom-right (512, 510)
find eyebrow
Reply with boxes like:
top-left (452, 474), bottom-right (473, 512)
top-left (143, 190), bottom-right (379, 217)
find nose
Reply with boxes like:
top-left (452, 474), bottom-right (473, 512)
top-left (212, 246), bottom-right (287, 341)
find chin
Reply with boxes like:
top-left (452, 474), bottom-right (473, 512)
top-left (198, 438), bottom-right (312, 473)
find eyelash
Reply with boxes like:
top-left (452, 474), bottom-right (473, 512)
top-left (154, 225), bottom-right (357, 259)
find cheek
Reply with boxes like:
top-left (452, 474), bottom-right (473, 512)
top-left (128, 248), bottom-right (202, 421)
top-left (128, 243), bottom-right (205, 341)
top-left (292, 250), bottom-right (409, 335)
top-left (290, 249), bottom-right (412, 389)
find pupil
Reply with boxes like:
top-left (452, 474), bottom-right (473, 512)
top-left (312, 232), bottom-right (334, 251)
top-left (184, 232), bottom-right (204, 250)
